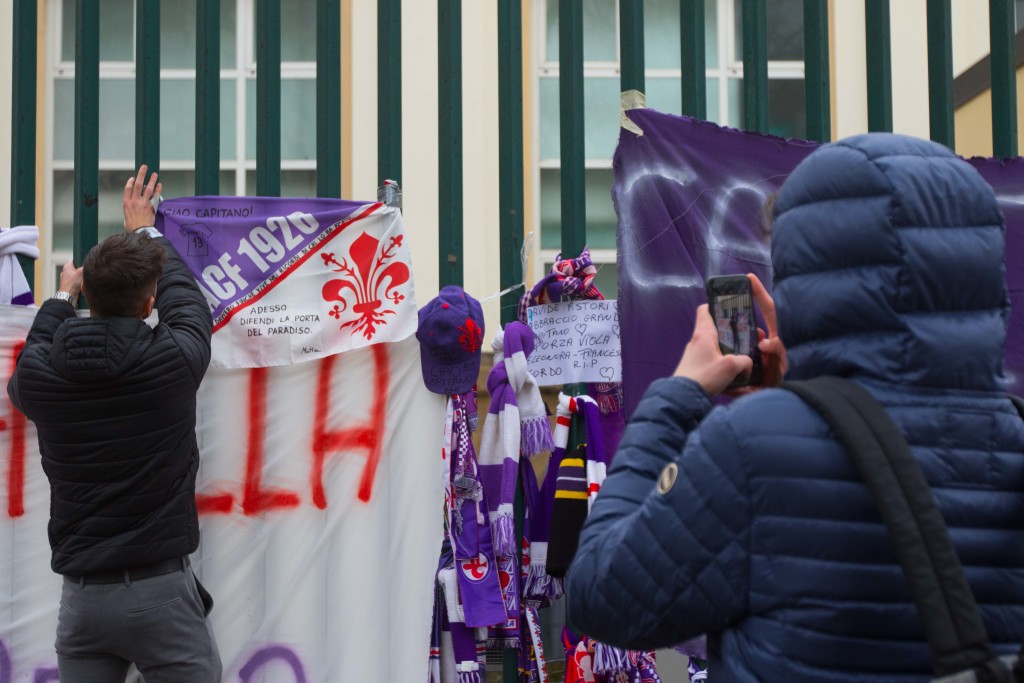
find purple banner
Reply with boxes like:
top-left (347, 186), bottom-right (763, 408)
top-left (614, 110), bottom-right (1024, 417)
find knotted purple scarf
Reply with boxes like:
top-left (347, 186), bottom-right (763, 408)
top-left (517, 246), bottom-right (604, 322)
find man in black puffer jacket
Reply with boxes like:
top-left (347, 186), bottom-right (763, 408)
top-left (7, 166), bottom-right (220, 682)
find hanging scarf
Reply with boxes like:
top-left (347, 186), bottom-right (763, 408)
top-left (0, 225), bottom-right (39, 306)
top-left (544, 394), bottom-right (661, 682)
top-left (428, 580), bottom-right (453, 683)
top-left (432, 394), bottom-right (504, 683)
top-left (675, 636), bottom-right (709, 682)
top-left (573, 396), bottom-right (607, 512)
top-left (562, 627), bottom-right (596, 683)
top-left (546, 440), bottom-right (589, 580)
top-left (438, 565), bottom-right (489, 683)
top-left (507, 459), bottom-right (554, 682)
top-left (520, 449), bottom-right (563, 604)
top-left (448, 394), bottom-right (506, 628)
top-left (561, 626), bottom-right (661, 683)
top-left (546, 394), bottom-right (602, 578)
top-left (478, 322), bottom-right (554, 557)
top-left (688, 658), bottom-right (709, 682)
top-left (516, 602), bottom-right (549, 683)
top-left (517, 247), bottom-right (604, 323)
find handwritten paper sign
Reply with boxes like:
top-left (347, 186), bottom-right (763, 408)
top-left (526, 300), bottom-right (622, 385)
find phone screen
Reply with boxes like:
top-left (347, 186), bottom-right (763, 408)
top-left (706, 276), bottom-right (763, 386)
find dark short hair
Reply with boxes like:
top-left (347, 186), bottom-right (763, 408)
top-left (83, 233), bottom-right (166, 317)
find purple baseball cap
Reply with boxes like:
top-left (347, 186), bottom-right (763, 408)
top-left (416, 285), bottom-right (485, 395)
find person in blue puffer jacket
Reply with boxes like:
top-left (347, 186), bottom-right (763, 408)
top-left (564, 133), bottom-right (1024, 681)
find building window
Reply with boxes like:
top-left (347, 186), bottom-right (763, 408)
top-left (534, 0), bottom-right (805, 299)
top-left (46, 0), bottom-right (319, 294)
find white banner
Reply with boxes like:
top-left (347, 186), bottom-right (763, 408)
top-left (0, 304), bottom-right (445, 682)
top-left (157, 199), bottom-right (417, 370)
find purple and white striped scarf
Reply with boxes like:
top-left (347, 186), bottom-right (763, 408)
top-left (478, 321), bottom-right (554, 557)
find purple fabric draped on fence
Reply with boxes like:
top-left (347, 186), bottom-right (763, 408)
top-left (614, 109), bottom-right (1024, 418)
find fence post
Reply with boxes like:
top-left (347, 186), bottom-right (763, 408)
top-left (558, 2), bottom-right (590, 643)
top-left (741, 0), bottom-right (768, 134)
top-left (378, 0), bottom-right (402, 186)
top-left (256, 0), bottom-right (281, 197)
top-left (438, 0), bottom-right (463, 288)
top-left (865, 0), bottom-right (893, 132)
top-left (620, 0), bottom-right (644, 94)
top-left (498, 3), bottom-right (525, 678)
top-left (74, 1), bottom-right (100, 268)
top-left (804, 0), bottom-right (830, 142)
top-left (498, 0), bottom-right (524, 325)
top-left (926, 0), bottom-right (954, 148)
top-left (317, 0), bottom-right (341, 198)
top-left (136, 0), bottom-right (160, 174)
top-left (11, 0), bottom-right (37, 289)
top-left (990, 0), bottom-right (1018, 157)
top-left (680, 0), bottom-right (706, 119)
top-left (196, 0), bottom-right (220, 195)
top-left (560, 0), bottom-right (585, 256)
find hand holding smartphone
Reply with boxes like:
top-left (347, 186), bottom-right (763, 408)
top-left (706, 275), bottom-right (764, 388)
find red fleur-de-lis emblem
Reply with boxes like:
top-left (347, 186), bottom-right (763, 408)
top-left (321, 233), bottom-right (410, 339)
top-left (461, 554), bottom-right (489, 582)
top-left (458, 318), bottom-right (482, 354)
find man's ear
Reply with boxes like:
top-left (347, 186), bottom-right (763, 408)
top-left (141, 295), bottom-right (155, 319)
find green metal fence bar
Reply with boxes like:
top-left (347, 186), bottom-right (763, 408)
top-left (256, 0), bottom-right (281, 197)
top-left (680, 0), bottom-right (706, 119)
top-left (741, 0), bottom-right (768, 133)
top-left (498, 4), bottom-right (524, 675)
top-left (990, 0), bottom-right (1018, 157)
top-left (560, 0), bottom-right (585, 256)
top-left (558, 1), bottom-right (589, 655)
top-left (865, 0), bottom-right (893, 132)
top-left (11, 0), bottom-right (37, 289)
top-left (438, 0), bottom-right (463, 287)
top-left (378, 0), bottom-right (402, 185)
top-left (926, 0), bottom-right (954, 148)
top-left (317, 0), bottom-right (341, 198)
top-left (803, 0), bottom-right (830, 142)
top-left (195, 0), bottom-right (220, 195)
top-left (498, 0), bottom-right (524, 324)
top-left (620, 0), bottom-right (644, 94)
top-left (135, 0), bottom-right (160, 175)
top-left (74, 1), bottom-right (99, 267)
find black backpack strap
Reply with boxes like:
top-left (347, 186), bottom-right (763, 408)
top-left (1008, 395), bottom-right (1024, 422)
top-left (783, 377), bottom-right (1003, 679)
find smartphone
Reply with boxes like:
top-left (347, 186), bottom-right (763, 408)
top-left (705, 275), bottom-right (763, 387)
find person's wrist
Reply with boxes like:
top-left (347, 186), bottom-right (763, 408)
top-left (124, 215), bottom-right (155, 232)
top-left (134, 226), bottom-right (162, 238)
top-left (52, 290), bottom-right (78, 308)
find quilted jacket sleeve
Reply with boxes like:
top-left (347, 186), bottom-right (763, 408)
top-left (7, 299), bottom-right (77, 414)
top-left (564, 376), bottom-right (752, 650)
top-left (153, 236), bottom-right (212, 385)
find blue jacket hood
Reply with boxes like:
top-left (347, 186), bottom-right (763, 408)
top-left (771, 133), bottom-right (1009, 390)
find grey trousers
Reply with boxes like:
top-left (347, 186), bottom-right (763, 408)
top-left (56, 565), bottom-right (222, 682)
